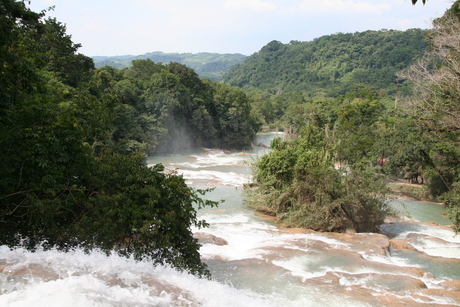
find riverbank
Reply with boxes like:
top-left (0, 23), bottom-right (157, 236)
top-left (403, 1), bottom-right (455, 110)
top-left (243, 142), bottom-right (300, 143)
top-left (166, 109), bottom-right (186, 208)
top-left (387, 178), bottom-right (441, 203)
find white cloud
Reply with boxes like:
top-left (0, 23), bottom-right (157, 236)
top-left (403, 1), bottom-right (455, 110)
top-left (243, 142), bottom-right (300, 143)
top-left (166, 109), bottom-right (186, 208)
top-left (135, 0), bottom-right (218, 11)
top-left (298, 0), bottom-right (390, 15)
top-left (223, 0), bottom-right (277, 11)
top-left (81, 15), bottom-right (110, 33)
top-left (134, 0), bottom-right (236, 28)
top-left (396, 18), bottom-right (417, 29)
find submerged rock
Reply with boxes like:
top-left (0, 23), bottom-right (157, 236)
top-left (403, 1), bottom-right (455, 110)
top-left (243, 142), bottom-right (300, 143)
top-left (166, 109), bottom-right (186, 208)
top-left (390, 238), bottom-right (416, 250)
top-left (440, 280), bottom-right (460, 291)
top-left (193, 232), bottom-right (228, 246)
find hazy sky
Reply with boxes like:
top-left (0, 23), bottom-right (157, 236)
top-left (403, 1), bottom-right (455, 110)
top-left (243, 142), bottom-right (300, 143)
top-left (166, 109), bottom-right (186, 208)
top-left (29, 0), bottom-right (453, 57)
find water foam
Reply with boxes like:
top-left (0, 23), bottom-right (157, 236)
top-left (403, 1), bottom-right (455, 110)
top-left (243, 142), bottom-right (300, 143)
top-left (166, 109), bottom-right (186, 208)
top-left (0, 246), bottom-right (281, 307)
top-left (179, 169), bottom-right (251, 187)
top-left (0, 246), bottom-right (371, 307)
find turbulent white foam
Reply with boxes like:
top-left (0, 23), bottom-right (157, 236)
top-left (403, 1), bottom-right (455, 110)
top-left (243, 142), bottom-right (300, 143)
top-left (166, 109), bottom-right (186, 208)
top-left (361, 253), bottom-right (414, 268)
top-left (409, 240), bottom-right (460, 259)
top-left (271, 254), bottom-right (414, 284)
top-left (382, 221), bottom-right (460, 259)
top-left (195, 214), bottom-right (279, 261)
top-left (180, 169), bottom-right (251, 186)
top-left (0, 246), bottom-right (372, 307)
top-left (195, 214), bottom-right (354, 263)
top-left (271, 257), bottom-right (330, 281)
top-left (0, 246), bottom-right (297, 307)
top-left (5, 132), bottom-right (460, 306)
top-left (189, 148), bottom-right (254, 168)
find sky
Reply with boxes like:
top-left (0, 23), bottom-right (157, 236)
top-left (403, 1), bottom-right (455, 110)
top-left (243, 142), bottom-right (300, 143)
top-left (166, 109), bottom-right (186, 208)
top-left (29, 0), bottom-right (453, 57)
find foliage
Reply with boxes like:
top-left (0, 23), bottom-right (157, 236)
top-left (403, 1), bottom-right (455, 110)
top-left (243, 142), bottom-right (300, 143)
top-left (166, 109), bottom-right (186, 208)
top-left (89, 59), bottom-right (260, 155)
top-left (240, 1), bottom-right (460, 233)
top-left (247, 125), bottom-right (391, 233)
top-left (222, 29), bottom-right (429, 96)
top-left (39, 18), bottom-right (95, 87)
top-left (0, 0), bottom-right (218, 277)
top-left (334, 96), bottom-right (385, 165)
top-left (0, 0), bottom-right (44, 111)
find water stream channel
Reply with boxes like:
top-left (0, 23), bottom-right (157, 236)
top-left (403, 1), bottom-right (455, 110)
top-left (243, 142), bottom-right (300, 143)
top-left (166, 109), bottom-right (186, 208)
top-left (1, 132), bottom-right (460, 306)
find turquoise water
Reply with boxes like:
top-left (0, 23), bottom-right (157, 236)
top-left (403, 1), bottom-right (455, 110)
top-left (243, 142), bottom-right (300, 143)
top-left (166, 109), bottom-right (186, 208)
top-left (389, 197), bottom-right (451, 225)
top-left (2, 132), bottom-right (459, 306)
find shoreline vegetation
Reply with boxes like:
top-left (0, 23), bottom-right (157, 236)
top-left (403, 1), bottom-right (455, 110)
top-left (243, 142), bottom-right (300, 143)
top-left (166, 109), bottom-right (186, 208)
top-left (387, 179), bottom-right (444, 205)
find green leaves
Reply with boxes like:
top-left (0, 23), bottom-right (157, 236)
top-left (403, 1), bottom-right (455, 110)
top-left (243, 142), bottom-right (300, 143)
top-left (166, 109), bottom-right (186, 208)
top-left (394, 2), bottom-right (460, 231)
top-left (0, 1), bottom-right (218, 277)
top-left (73, 152), bottom-right (218, 276)
top-left (101, 60), bottom-right (259, 154)
top-left (248, 127), bottom-right (390, 233)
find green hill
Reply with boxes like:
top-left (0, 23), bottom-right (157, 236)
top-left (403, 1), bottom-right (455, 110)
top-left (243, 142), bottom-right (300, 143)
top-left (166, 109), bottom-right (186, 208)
top-left (222, 29), bottom-right (429, 96)
top-left (93, 52), bottom-right (247, 81)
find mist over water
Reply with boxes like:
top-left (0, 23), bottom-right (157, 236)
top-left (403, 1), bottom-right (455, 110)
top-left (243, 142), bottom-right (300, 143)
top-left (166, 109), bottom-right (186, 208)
top-left (2, 132), bottom-right (460, 306)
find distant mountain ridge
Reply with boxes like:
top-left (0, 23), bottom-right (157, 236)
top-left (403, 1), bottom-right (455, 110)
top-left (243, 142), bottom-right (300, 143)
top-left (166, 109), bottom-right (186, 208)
top-left (93, 52), bottom-right (247, 81)
top-left (221, 29), bottom-right (430, 96)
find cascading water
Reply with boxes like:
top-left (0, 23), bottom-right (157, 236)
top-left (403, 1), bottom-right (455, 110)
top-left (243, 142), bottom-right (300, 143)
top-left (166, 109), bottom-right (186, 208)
top-left (1, 132), bottom-right (460, 306)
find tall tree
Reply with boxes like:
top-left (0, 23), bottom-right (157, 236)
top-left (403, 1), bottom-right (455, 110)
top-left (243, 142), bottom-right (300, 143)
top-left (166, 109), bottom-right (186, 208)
top-left (0, 0), bottom-right (44, 111)
top-left (397, 3), bottom-right (460, 231)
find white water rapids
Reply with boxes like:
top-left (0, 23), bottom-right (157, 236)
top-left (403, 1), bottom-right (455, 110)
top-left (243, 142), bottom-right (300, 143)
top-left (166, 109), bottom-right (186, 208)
top-left (1, 132), bottom-right (460, 306)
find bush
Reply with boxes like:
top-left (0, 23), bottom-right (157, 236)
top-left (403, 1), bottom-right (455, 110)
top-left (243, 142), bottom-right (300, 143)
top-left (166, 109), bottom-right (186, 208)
top-left (246, 131), bottom-right (392, 233)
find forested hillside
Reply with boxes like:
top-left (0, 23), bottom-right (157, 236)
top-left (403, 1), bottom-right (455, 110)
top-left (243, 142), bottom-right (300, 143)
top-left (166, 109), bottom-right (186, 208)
top-left (93, 52), bottom-right (247, 81)
top-left (244, 3), bottom-right (460, 233)
top-left (222, 29), bottom-right (429, 96)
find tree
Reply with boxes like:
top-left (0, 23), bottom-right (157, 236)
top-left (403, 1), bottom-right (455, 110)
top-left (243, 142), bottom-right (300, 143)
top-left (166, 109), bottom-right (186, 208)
top-left (222, 29), bottom-right (429, 96)
top-left (107, 59), bottom-right (258, 154)
top-left (397, 3), bottom-right (460, 231)
top-left (0, 0), bottom-right (44, 112)
top-left (0, 1), bottom-right (217, 277)
top-left (39, 17), bottom-right (94, 87)
top-left (246, 124), bottom-right (392, 233)
top-left (334, 97), bottom-right (384, 165)
top-left (212, 83), bottom-right (259, 148)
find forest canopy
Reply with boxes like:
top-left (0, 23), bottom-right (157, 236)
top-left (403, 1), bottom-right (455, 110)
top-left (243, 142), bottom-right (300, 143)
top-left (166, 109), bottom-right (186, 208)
top-left (3, 0), bottom-right (460, 280)
top-left (92, 59), bottom-right (260, 155)
top-left (0, 0), bottom-right (263, 277)
top-left (222, 29), bottom-right (429, 97)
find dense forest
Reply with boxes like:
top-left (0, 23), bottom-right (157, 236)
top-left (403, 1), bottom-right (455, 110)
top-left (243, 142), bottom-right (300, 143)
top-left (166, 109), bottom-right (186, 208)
top-left (93, 52), bottom-right (247, 81)
top-left (222, 29), bottom-right (429, 96)
top-left (91, 60), bottom-right (260, 154)
top-left (0, 0), bottom-right (259, 277)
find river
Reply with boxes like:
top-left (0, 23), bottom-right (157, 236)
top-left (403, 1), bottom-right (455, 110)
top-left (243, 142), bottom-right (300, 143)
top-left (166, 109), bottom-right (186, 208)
top-left (1, 132), bottom-right (460, 306)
